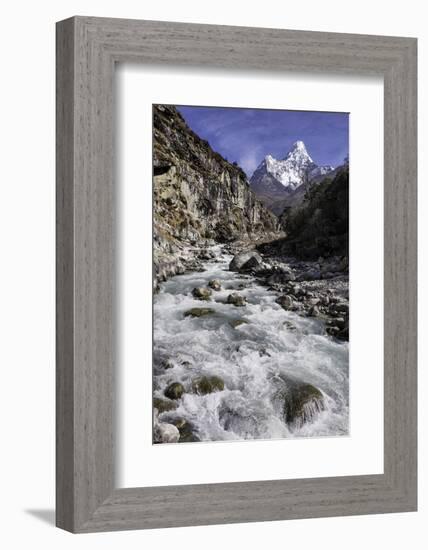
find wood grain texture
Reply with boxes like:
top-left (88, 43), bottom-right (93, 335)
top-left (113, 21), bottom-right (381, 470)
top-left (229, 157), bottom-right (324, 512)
top-left (56, 16), bottom-right (417, 533)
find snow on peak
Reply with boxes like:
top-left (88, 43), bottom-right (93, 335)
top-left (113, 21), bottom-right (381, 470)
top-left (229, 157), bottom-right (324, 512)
top-left (291, 140), bottom-right (306, 151)
top-left (251, 141), bottom-right (336, 192)
top-left (262, 141), bottom-right (315, 189)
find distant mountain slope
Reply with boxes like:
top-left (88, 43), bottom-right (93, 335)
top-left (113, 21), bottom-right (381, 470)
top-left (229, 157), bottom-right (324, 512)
top-left (261, 165), bottom-right (349, 260)
top-left (250, 141), bottom-right (335, 215)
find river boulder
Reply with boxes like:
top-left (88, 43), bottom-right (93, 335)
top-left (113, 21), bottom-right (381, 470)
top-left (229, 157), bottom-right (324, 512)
top-left (192, 375), bottom-right (225, 395)
top-left (208, 279), bottom-right (222, 291)
top-left (229, 318), bottom-right (249, 328)
top-left (192, 287), bottom-right (212, 301)
top-left (184, 307), bottom-right (215, 318)
top-left (153, 420), bottom-right (180, 444)
top-left (153, 397), bottom-right (179, 413)
top-left (227, 293), bottom-right (247, 307)
top-left (273, 376), bottom-right (325, 428)
top-left (164, 382), bottom-right (185, 400)
top-left (275, 295), bottom-right (294, 310)
top-left (229, 250), bottom-right (263, 272)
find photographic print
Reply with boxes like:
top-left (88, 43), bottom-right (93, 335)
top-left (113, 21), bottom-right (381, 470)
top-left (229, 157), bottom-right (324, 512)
top-left (153, 104), bottom-right (349, 444)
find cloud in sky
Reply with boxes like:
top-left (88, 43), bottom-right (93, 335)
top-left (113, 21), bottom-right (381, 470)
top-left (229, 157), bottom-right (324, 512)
top-left (177, 105), bottom-right (349, 177)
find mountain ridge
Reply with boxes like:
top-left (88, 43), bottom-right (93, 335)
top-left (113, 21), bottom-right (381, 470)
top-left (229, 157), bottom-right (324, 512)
top-left (250, 141), bottom-right (336, 215)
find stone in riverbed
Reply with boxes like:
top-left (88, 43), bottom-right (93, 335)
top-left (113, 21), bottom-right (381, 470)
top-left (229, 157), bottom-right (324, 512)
top-left (160, 416), bottom-right (201, 443)
top-left (275, 295), bottom-right (294, 310)
top-left (153, 421), bottom-right (180, 444)
top-left (274, 376), bottom-right (325, 428)
top-left (283, 320), bottom-right (297, 331)
top-left (192, 287), bottom-right (212, 301)
top-left (174, 418), bottom-right (201, 443)
top-left (335, 302), bottom-right (349, 314)
top-left (184, 307), bottom-right (215, 318)
top-left (192, 375), bottom-right (225, 395)
top-left (229, 250), bottom-right (262, 272)
top-left (227, 293), bottom-right (246, 307)
top-left (164, 382), bottom-right (185, 400)
top-left (198, 249), bottom-right (216, 260)
top-left (208, 279), bottom-right (222, 291)
top-left (229, 318), bottom-right (249, 329)
top-left (267, 270), bottom-right (296, 285)
top-left (308, 305), bottom-right (320, 317)
top-left (153, 397), bottom-right (179, 413)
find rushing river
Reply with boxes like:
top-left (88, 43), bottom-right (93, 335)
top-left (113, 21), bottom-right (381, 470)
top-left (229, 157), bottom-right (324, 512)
top-left (153, 246), bottom-right (349, 442)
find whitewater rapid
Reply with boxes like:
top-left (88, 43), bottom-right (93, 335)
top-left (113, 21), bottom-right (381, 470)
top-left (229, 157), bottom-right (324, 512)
top-left (153, 246), bottom-right (349, 442)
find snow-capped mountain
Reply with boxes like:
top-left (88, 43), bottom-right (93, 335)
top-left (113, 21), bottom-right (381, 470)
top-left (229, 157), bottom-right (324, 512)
top-left (250, 141), bottom-right (335, 214)
top-left (263, 141), bottom-right (315, 190)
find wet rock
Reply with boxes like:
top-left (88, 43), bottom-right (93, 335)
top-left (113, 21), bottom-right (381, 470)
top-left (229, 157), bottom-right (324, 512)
top-left (274, 376), bottom-right (325, 428)
top-left (227, 293), bottom-right (247, 307)
top-left (192, 375), bottom-right (225, 395)
top-left (192, 287), bottom-right (212, 301)
top-left (153, 421), bottom-right (180, 444)
top-left (174, 418), bottom-right (201, 443)
top-left (198, 249), bottom-right (216, 260)
top-left (208, 279), bottom-right (222, 291)
top-left (335, 302), bottom-right (349, 314)
top-left (326, 326), bottom-right (341, 338)
top-left (267, 269), bottom-right (296, 285)
top-left (335, 317), bottom-right (346, 330)
top-left (164, 382), bottom-right (185, 400)
top-left (153, 397), bottom-right (179, 413)
top-left (259, 347), bottom-right (271, 357)
top-left (283, 320), bottom-right (297, 331)
top-left (219, 406), bottom-right (259, 437)
top-left (275, 295), bottom-right (294, 310)
top-left (185, 260), bottom-right (205, 273)
top-left (229, 319), bottom-right (249, 329)
top-left (229, 250), bottom-right (262, 272)
top-left (184, 307), bottom-right (215, 318)
top-left (308, 305), bottom-right (320, 317)
top-left (240, 256), bottom-right (263, 272)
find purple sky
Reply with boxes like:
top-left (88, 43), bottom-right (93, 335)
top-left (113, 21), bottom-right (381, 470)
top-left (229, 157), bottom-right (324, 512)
top-left (177, 105), bottom-right (349, 177)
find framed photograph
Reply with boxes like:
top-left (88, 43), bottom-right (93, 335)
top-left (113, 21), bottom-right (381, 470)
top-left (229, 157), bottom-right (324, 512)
top-left (56, 16), bottom-right (417, 532)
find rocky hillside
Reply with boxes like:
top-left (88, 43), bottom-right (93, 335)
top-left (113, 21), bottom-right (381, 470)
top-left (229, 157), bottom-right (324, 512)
top-left (153, 105), bottom-right (278, 286)
top-left (261, 165), bottom-right (349, 261)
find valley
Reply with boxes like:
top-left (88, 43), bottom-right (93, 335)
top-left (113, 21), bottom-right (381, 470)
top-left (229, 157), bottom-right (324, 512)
top-left (152, 104), bottom-right (349, 444)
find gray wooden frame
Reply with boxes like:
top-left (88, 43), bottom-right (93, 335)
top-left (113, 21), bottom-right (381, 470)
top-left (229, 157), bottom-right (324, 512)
top-left (56, 16), bottom-right (417, 533)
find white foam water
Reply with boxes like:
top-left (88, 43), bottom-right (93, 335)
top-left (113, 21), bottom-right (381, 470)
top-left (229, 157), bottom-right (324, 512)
top-left (153, 246), bottom-right (349, 442)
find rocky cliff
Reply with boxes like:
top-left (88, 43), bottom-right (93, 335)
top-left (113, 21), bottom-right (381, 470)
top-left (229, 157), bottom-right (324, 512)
top-left (153, 105), bottom-right (278, 286)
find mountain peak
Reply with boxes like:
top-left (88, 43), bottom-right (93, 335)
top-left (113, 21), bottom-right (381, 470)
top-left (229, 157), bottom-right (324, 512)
top-left (284, 140), bottom-right (312, 163)
top-left (251, 140), bottom-right (335, 199)
top-left (291, 140), bottom-right (306, 151)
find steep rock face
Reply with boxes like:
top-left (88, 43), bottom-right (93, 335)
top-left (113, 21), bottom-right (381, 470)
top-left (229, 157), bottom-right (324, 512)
top-left (250, 141), bottom-right (335, 215)
top-left (153, 105), bottom-right (278, 285)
